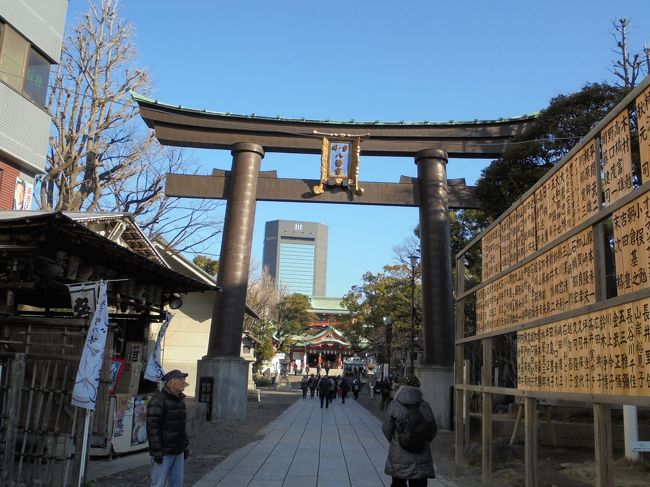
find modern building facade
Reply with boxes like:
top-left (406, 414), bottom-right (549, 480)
top-left (262, 220), bottom-right (328, 296)
top-left (0, 1), bottom-right (68, 210)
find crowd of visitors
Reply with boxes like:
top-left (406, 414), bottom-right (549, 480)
top-left (299, 372), bottom-right (363, 407)
top-left (297, 371), bottom-right (438, 485)
top-left (145, 367), bottom-right (437, 487)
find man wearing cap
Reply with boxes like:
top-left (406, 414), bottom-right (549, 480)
top-left (146, 369), bottom-right (190, 487)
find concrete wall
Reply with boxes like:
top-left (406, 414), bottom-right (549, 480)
top-left (0, 82), bottom-right (51, 174)
top-left (1, 0), bottom-right (68, 62)
top-left (153, 290), bottom-right (255, 396)
top-left (0, 0), bottom-right (67, 175)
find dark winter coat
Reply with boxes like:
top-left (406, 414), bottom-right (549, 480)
top-left (317, 377), bottom-right (330, 395)
top-left (382, 385), bottom-right (436, 479)
top-left (146, 387), bottom-right (188, 456)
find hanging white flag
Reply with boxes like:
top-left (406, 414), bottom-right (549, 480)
top-left (144, 312), bottom-right (173, 382)
top-left (71, 282), bottom-right (109, 410)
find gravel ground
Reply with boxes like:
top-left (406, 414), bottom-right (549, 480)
top-left (91, 389), bottom-right (300, 487)
top-left (355, 390), bottom-right (649, 487)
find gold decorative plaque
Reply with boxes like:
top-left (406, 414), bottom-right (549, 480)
top-left (312, 136), bottom-right (364, 196)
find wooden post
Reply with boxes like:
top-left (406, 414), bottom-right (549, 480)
top-left (524, 397), bottom-right (538, 487)
top-left (594, 403), bottom-right (614, 487)
top-left (454, 256), bottom-right (466, 478)
top-left (464, 359), bottom-right (471, 445)
top-left (2, 353), bottom-right (25, 485)
top-left (509, 403), bottom-right (523, 445)
top-left (93, 329), bottom-right (114, 437)
top-left (482, 338), bottom-right (492, 487)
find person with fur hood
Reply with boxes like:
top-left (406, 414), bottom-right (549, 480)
top-left (381, 375), bottom-right (437, 486)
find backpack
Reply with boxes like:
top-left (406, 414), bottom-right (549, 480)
top-left (397, 401), bottom-right (436, 454)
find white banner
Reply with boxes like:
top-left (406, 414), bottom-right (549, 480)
top-left (71, 282), bottom-right (109, 410)
top-left (144, 312), bottom-right (173, 382)
top-left (67, 282), bottom-right (101, 319)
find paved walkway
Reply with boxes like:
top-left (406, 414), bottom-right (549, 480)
top-left (193, 395), bottom-right (455, 487)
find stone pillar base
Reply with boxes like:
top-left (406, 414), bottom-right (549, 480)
top-left (248, 362), bottom-right (256, 391)
top-left (276, 373), bottom-right (291, 391)
top-left (416, 365), bottom-right (454, 430)
top-left (196, 356), bottom-right (249, 420)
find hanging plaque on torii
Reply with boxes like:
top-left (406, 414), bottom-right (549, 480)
top-left (312, 132), bottom-right (368, 196)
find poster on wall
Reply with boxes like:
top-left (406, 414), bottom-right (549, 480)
top-left (13, 177), bottom-right (33, 210)
top-left (131, 396), bottom-right (148, 446)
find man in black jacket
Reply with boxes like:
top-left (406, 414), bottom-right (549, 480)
top-left (146, 369), bottom-right (189, 487)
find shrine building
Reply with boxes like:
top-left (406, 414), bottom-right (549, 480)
top-left (291, 325), bottom-right (351, 369)
top-left (291, 296), bottom-right (352, 369)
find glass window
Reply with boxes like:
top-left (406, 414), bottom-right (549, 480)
top-left (0, 24), bottom-right (29, 92)
top-left (278, 241), bottom-right (315, 295)
top-left (23, 47), bottom-right (50, 107)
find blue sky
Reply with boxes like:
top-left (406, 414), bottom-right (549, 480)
top-left (69, 0), bottom-right (650, 296)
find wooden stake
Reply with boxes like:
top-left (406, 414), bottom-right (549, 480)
top-left (594, 403), bottom-right (614, 487)
top-left (509, 402), bottom-right (523, 445)
top-left (524, 397), bottom-right (538, 487)
top-left (2, 353), bottom-right (25, 485)
top-left (17, 361), bottom-right (38, 481)
top-left (482, 338), bottom-right (492, 487)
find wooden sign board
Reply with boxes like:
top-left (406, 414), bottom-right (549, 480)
top-left (570, 139), bottom-right (600, 225)
top-left (601, 110), bottom-right (634, 205)
top-left (476, 228), bottom-right (595, 333)
top-left (518, 296), bottom-right (650, 396)
top-left (535, 161), bottom-right (575, 248)
top-left (482, 226), bottom-right (501, 281)
top-left (636, 85), bottom-right (650, 183)
top-left (613, 193), bottom-right (650, 295)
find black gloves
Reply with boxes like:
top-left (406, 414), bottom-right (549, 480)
top-left (153, 455), bottom-right (163, 464)
top-left (184, 450), bottom-right (189, 459)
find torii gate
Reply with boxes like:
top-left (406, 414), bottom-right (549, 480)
top-left (133, 92), bottom-right (534, 427)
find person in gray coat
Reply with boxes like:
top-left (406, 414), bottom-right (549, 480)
top-left (382, 376), bottom-right (437, 487)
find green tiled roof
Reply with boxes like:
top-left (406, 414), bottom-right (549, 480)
top-left (131, 91), bottom-right (539, 127)
top-left (309, 296), bottom-right (349, 314)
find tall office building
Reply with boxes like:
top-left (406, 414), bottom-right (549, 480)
top-left (262, 220), bottom-right (328, 296)
top-left (0, 1), bottom-right (68, 209)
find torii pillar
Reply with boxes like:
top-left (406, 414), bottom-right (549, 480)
top-left (196, 142), bottom-right (264, 420)
top-left (414, 148), bottom-right (455, 430)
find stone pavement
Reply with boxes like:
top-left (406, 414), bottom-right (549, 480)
top-left (193, 395), bottom-right (456, 487)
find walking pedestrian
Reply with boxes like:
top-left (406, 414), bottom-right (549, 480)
top-left (300, 375), bottom-right (309, 398)
top-left (340, 376), bottom-right (350, 404)
top-left (308, 374), bottom-right (317, 398)
top-left (352, 379), bottom-right (361, 400)
top-left (380, 377), bottom-right (392, 410)
top-left (382, 375), bottom-right (437, 487)
top-left (318, 376), bottom-right (331, 408)
top-left (146, 370), bottom-right (190, 487)
top-left (328, 376), bottom-right (336, 405)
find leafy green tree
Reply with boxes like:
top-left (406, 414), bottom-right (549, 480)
top-left (274, 293), bottom-right (316, 339)
top-left (192, 255), bottom-right (219, 276)
top-left (256, 336), bottom-right (276, 362)
top-left (342, 265), bottom-right (420, 365)
top-left (475, 83), bottom-right (628, 221)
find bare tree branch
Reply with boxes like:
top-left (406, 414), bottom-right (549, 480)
top-left (40, 0), bottom-right (222, 254)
